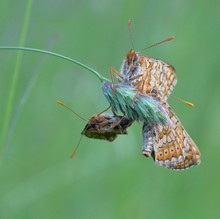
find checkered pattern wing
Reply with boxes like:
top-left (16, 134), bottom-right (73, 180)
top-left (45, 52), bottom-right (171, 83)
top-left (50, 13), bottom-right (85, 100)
top-left (138, 56), bottom-right (177, 100)
top-left (142, 103), bottom-right (201, 170)
top-left (119, 50), bottom-right (177, 101)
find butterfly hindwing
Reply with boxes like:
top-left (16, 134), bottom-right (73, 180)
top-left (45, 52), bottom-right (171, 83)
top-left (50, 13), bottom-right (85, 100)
top-left (143, 103), bottom-right (201, 170)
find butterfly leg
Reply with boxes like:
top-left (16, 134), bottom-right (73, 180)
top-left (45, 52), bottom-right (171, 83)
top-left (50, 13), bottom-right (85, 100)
top-left (110, 67), bottom-right (123, 96)
top-left (111, 66), bottom-right (123, 78)
top-left (97, 104), bottom-right (111, 116)
top-left (129, 74), bottom-right (143, 84)
top-left (109, 115), bottom-right (127, 134)
top-left (142, 122), bottom-right (155, 158)
top-left (107, 115), bottom-right (133, 134)
top-left (109, 115), bottom-right (124, 128)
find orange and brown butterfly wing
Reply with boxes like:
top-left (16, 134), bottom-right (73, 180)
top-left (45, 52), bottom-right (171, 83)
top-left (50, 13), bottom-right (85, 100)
top-left (143, 103), bottom-right (201, 170)
top-left (119, 50), bottom-right (177, 101)
top-left (137, 56), bottom-right (177, 101)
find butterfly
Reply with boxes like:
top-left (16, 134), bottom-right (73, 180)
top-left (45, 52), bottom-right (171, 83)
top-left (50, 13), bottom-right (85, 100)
top-left (82, 113), bottom-right (133, 142)
top-left (113, 49), bottom-right (201, 170)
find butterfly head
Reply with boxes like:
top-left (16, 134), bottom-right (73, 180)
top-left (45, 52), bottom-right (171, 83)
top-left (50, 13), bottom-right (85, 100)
top-left (119, 49), bottom-right (141, 84)
top-left (125, 49), bottom-right (138, 65)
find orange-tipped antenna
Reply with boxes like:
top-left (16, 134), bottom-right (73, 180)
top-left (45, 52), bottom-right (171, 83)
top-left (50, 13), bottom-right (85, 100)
top-left (57, 100), bottom-right (87, 158)
top-left (128, 19), bottom-right (135, 49)
top-left (57, 100), bottom-right (87, 121)
top-left (142, 36), bottom-right (174, 50)
top-left (70, 134), bottom-right (84, 158)
top-left (172, 96), bottom-right (194, 107)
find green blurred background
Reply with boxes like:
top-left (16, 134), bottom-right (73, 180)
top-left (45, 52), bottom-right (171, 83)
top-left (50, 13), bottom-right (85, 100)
top-left (0, 0), bottom-right (219, 218)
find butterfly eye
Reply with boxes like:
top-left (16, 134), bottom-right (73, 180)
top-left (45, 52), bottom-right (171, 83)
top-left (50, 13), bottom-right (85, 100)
top-left (151, 89), bottom-right (158, 94)
top-left (132, 53), bottom-right (138, 63)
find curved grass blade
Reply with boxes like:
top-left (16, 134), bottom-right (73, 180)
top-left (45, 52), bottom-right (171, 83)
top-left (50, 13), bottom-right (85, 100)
top-left (0, 46), bottom-right (109, 83)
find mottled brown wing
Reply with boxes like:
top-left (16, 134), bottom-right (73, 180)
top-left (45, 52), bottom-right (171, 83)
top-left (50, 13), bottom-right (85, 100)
top-left (82, 114), bottom-right (133, 142)
top-left (143, 103), bottom-right (201, 170)
top-left (138, 56), bottom-right (177, 101)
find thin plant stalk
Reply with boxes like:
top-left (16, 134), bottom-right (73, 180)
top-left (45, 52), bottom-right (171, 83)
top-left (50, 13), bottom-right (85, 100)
top-left (0, 0), bottom-right (33, 155)
top-left (0, 46), bottom-right (108, 83)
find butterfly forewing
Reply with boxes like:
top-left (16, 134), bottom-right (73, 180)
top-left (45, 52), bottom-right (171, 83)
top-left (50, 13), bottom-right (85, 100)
top-left (119, 50), bottom-right (177, 101)
top-left (138, 56), bottom-right (177, 100)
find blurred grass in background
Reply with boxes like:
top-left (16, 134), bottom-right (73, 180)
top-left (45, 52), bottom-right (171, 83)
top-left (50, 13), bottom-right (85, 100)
top-left (0, 0), bottom-right (220, 218)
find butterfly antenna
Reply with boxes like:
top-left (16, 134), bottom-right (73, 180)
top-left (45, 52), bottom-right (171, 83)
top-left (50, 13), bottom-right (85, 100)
top-left (57, 100), bottom-right (87, 121)
top-left (172, 95), bottom-right (194, 107)
top-left (128, 19), bottom-right (135, 49)
top-left (70, 134), bottom-right (84, 158)
top-left (57, 100), bottom-right (88, 158)
top-left (70, 120), bottom-right (94, 158)
top-left (142, 36), bottom-right (174, 51)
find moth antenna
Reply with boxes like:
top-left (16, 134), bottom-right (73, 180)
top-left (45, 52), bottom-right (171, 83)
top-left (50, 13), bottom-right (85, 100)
top-left (128, 19), bottom-right (135, 49)
top-left (142, 36), bottom-right (174, 51)
top-left (172, 95), bottom-right (194, 107)
top-left (57, 100), bottom-right (87, 121)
